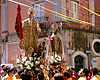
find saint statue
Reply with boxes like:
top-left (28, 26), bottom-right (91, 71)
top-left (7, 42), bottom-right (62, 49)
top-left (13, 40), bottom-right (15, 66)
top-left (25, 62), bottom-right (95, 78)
top-left (19, 8), bottom-right (41, 56)
top-left (51, 22), bottom-right (63, 55)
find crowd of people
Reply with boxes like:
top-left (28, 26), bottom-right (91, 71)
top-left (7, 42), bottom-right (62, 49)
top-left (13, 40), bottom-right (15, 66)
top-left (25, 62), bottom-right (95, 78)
top-left (0, 63), bottom-right (100, 80)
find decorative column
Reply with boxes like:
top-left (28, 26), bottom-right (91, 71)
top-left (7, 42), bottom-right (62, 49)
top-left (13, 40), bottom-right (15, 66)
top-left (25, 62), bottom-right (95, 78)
top-left (1, 0), bottom-right (8, 64)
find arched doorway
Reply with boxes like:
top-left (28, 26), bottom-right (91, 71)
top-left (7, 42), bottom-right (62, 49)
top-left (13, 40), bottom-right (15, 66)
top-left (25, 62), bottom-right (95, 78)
top-left (72, 51), bottom-right (88, 69)
top-left (75, 55), bottom-right (84, 71)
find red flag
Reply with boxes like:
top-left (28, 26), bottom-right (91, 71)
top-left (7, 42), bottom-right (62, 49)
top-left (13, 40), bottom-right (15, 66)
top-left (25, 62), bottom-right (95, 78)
top-left (15, 4), bottom-right (23, 40)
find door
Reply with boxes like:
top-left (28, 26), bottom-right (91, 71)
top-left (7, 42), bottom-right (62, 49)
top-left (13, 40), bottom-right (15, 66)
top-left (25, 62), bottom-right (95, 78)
top-left (75, 55), bottom-right (84, 71)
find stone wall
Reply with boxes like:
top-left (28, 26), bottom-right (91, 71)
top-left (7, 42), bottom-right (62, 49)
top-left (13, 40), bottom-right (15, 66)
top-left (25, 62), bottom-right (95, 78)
top-left (63, 26), bottom-right (100, 69)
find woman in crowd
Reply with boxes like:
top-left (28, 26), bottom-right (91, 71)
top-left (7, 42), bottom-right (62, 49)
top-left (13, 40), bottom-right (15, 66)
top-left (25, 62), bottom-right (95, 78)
top-left (49, 72), bottom-right (54, 80)
top-left (64, 72), bottom-right (72, 80)
top-left (4, 69), bottom-right (15, 80)
top-left (91, 68), bottom-right (100, 80)
top-left (78, 69), bottom-right (87, 80)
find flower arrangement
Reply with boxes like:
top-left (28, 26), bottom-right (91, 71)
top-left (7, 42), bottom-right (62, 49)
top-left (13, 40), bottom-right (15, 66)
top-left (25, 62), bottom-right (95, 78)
top-left (16, 53), bottom-right (41, 70)
top-left (16, 52), bottom-right (62, 71)
top-left (47, 53), bottom-right (62, 64)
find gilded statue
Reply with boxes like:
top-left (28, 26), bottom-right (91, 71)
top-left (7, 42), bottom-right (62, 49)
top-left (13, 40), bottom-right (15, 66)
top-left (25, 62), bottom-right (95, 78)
top-left (19, 8), bottom-right (41, 56)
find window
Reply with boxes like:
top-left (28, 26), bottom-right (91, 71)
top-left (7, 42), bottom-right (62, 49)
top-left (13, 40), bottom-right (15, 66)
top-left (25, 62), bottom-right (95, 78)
top-left (92, 39), bottom-right (100, 56)
top-left (34, 3), bottom-right (44, 21)
top-left (70, 1), bottom-right (79, 19)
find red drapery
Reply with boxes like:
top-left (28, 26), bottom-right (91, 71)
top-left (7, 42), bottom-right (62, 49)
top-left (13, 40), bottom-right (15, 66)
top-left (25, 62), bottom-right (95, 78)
top-left (15, 4), bottom-right (23, 40)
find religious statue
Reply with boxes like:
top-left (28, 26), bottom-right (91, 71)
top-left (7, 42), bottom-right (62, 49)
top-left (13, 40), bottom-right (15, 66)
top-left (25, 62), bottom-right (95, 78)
top-left (51, 22), bottom-right (62, 55)
top-left (19, 8), bottom-right (41, 56)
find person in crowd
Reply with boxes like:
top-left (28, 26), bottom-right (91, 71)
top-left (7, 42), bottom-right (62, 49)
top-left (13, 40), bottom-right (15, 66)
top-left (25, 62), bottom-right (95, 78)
top-left (4, 69), bottom-right (15, 80)
top-left (38, 72), bottom-right (44, 80)
top-left (54, 73), bottom-right (63, 80)
top-left (91, 68), bottom-right (100, 80)
top-left (78, 69), bottom-right (87, 80)
top-left (20, 73), bottom-right (26, 80)
top-left (15, 70), bottom-right (23, 80)
top-left (64, 72), bottom-right (72, 80)
top-left (32, 70), bottom-right (40, 80)
top-left (87, 69), bottom-right (92, 80)
top-left (72, 72), bottom-right (78, 80)
top-left (2, 67), bottom-right (10, 80)
top-left (63, 72), bottom-right (67, 80)
top-left (0, 70), bottom-right (5, 79)
top-left (43, 68), bottom-right (49, 80)
top-left (20, 69), bottom-right (27, 80)
top-left (27, 70), bottom-right (34, 80)
top-left (70, 68), bottom-right (78, 80)
top-left (49, 72), bottom-right (54, 80)
top-left (61, 60), bottom-right (67, 74)
top-left (51, 62), bottom-right (58, 74)
top-left (89, 67), bottom-right (93, 78)
top-left (14, 68), bottom-right (17, 75)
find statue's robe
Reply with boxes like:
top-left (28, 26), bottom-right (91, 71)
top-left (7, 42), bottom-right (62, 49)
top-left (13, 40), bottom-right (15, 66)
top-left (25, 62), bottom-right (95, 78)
top-left (19, 19), bottom-right (40, 56)
top-left (55, 32), bottom-right (62, 54)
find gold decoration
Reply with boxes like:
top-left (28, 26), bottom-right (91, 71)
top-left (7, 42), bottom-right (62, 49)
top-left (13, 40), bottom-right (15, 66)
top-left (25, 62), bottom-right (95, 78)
top-left (54, 22), bottom-right (58, 31)
top-left (19, 19), bottom-right (40, 55)
top-left (26, 47), bottom-right (34, 56)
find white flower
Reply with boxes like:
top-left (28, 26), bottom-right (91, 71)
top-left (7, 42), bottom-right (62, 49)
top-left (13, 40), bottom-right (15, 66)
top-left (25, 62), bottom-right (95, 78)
top-left (55, 60), bottom-right (58, 62)
top-left (49, 56), bottom-right (54, 63)
top-left (16, 59), bottom-right (21, 64)
top-left (34, 53), bottom-right (37, 56)
top-left (50, 56), bottom-right (55, 61)
top-left (22, 57), bottom-right (27, 62)
top-left (35, 61), bottom-right (40, 65)
top-left (40, 64), bottom-right (44, 69)
top-left (56, 56), bottom-right (61, 61)
top-left (18, 64), bottom-right (23, 69)
top-left (25, 61), bottom-right (30, 66)
top-left (29, 57), bottom-right (33, 61)
top-left (35, 67), bottom-right (39, 71)
top-left (34, 57), bottom-right (36, 61)
top-left (37, 57), bottom-right (40, 61)
top-left (49, 59), bottom-right (53, 63)
top-left (51, 56), bottom-right (54, 60)
top-left (55, 54), bottom-right (58, 58)
top-left (58, 56), bottom-right (61, 59)
top-left (26, 65), bottom-right (31, 69)
top-left (31, 62), bottom-right (34, 67)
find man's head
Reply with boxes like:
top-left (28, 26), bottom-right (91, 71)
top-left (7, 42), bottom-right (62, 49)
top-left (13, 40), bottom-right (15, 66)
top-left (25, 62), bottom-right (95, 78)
top-left (92, 68), bottom-right (98, 75)
top-left (14, 68), bottom-right (17, 74)
top-left (64, 72), bottom-right (71, 78)
top-left (7, 69), bottom-right (14, 78)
